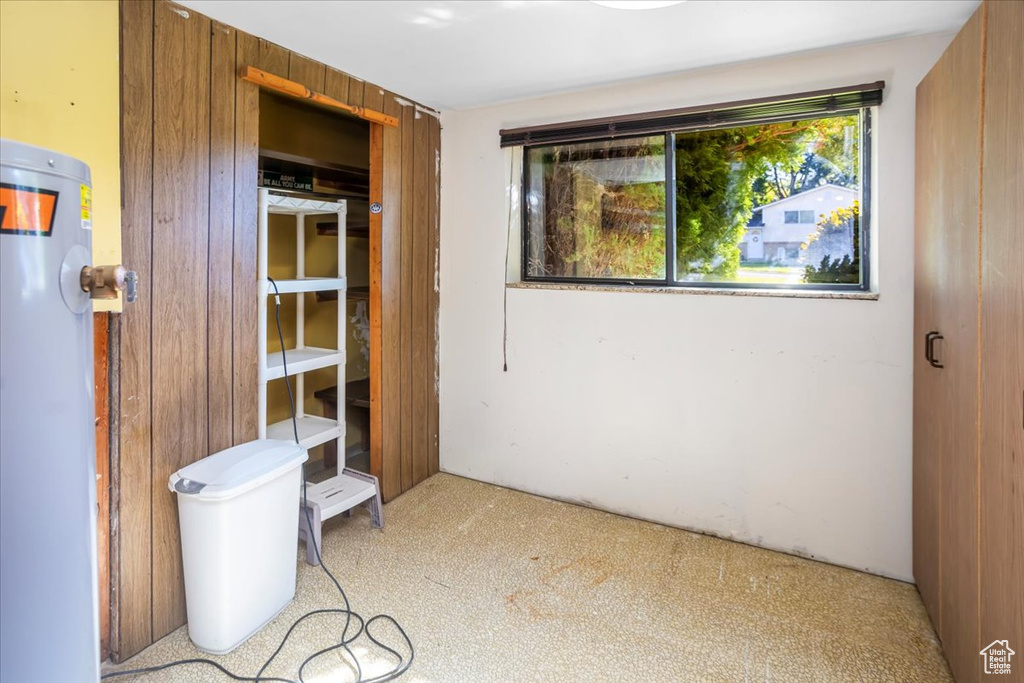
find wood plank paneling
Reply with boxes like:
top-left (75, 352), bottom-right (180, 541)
top-left (348, 77), bottom-right (365, 108)
top-left (116, 0), bottom-right (155, 660)
top-left (208, 21), bottom-right (236, 454)
top-left (233, 31), bottom-right (260, 447)
top-left (288, 52), bottom-right (325, 93)
top-left (381, 93), bottom-right (403, 501)
top-left (980, 0), bottom-right (1024, 662)
top-left (258, 38), bottom-right (289, 77)
top-left (363, 82), bottom-right (384, 114)
top-left (94, 313), bottom-right (111, 661)
top-left (934, 11), bottom-right (984, 682)
top-left (427, 114), bottom-right (440, 476)
top-left (400, 106), bottom-right (414, 493)
top-left (116, 0), bottom-right (441, 656)
top-left (412, 112), bottom-right (429, 486)
top-left (323, 67), bottom-right (351, 104)
top-left (150, 0), bottom-right (211, 639)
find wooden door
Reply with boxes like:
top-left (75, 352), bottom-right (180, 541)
top-left (980, 0), bottom-right (1024, 666)
top-left (913, 60), bottom-right (943, 630)
top-left (935, 11), bottom-right (984, 682)
top-left (914, 8), bottom-right (985, 682)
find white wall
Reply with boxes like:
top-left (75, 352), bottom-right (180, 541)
top-left (439, 34), bottom-right (952, 581)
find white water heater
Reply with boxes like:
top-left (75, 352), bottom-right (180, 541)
top-left (0, 139), bottom-right (133, 682)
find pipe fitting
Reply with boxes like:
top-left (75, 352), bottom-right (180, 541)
top-left (80, 264), bottom-right (126, 300)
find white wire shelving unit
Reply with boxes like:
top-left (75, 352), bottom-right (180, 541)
top-left (258, 189), bottom-right (348, 450)
top-left (257, 188), bottom-right (382, 562)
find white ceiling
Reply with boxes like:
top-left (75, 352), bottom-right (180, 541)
top-left (180, 0), bottom-right (978, 111)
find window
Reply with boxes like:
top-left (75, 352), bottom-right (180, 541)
top-left (785, 210), bottom-right (816, 224)
top-left (524, 137), bottom-right (666, 280)
top-left (512, 84), bottom-right (878, 291)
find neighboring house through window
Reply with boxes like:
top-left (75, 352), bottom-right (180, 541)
top-left (743, 185), bottom-right (859, 267)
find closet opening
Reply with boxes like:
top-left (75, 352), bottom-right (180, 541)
top-left (258, 91), bottom-right (374, 480)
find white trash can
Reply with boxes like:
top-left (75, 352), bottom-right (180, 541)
top-left (169, 439), bottom-right (308, 654)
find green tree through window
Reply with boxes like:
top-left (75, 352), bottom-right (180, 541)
top-left (674, 115), bottom-right (859, 279)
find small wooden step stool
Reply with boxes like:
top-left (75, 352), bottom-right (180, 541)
top-left (298, 468), bottom-right (383, 566)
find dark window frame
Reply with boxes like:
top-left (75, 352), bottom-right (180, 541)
top-left (521, 108), bottom-right (873, 293)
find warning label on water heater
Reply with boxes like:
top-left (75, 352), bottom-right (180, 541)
top-left (80, 184), bottom-right (92, 230)
top-left (0, 183), bottom-right (59, 236)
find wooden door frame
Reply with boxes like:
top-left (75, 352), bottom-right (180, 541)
top-left (240, 67), bottom-right (394, 486)
top-left (368, 123), bottom-right (384, 484)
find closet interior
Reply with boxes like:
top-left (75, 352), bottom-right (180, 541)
top-left (259, 91), bottom-right (373, 477)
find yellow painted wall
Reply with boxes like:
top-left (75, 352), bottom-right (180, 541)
top-left (0, 0), bottom-right (121, 311)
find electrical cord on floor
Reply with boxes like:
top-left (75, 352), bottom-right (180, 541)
top-left (101, 278), bottom-right (414, 683)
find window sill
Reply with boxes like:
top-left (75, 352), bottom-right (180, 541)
top-left (506, 281), bottom-right (879, 301)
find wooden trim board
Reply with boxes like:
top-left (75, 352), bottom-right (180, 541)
top-left (241, 66), bottom-right (398, 127)
top-left (94, 313), bottom-right (111, 661)
top-left (369, 122), bottom-right (384, 482)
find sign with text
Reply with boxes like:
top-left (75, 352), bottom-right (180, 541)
top-left (258, 170), bottom-right (313, 193)
top-left (981, 640), bottom-right (1015, 675)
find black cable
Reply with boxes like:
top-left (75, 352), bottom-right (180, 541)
top-left (502, 153), bottom-right (513, 373)
top-left (100, 659), bottom-right (293, 683)
top-left (103, 278), bottom-right (413, 683)
top-left (268, 278), bottom-right (300, 445)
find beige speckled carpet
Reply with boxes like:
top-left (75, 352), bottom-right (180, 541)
top-left (104, 473), bottom-right (951, 682)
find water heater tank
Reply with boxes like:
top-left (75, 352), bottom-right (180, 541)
top-left (0, 139), bottom-right (101, 682)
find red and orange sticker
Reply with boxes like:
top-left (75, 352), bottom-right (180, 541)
top-left (0, 183), bottom-right (59, 236)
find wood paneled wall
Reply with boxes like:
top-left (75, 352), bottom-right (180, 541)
top-left (115, 0), bottom-right (440, 661)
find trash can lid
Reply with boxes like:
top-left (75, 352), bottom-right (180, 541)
top-left (169, 439), bottom-right (308, 500)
